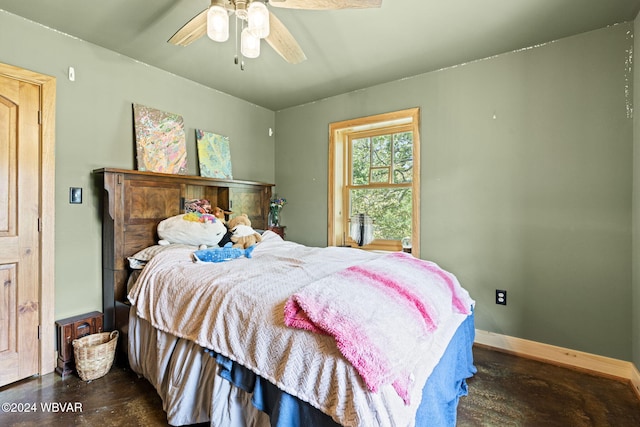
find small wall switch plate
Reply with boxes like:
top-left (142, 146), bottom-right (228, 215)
top-left (69, 187), bottom-right (82, 204)
top-left (68, 66), bottom-right (75, 82)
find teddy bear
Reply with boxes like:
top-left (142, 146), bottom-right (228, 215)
top-left (227, 213), bottom-right (262, 249)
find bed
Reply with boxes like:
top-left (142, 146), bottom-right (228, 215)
top-left (94, 168), bottom-right (476, 427)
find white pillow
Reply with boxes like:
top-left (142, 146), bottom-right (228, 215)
top-left (157, 214), bottom-right (227, 247)
top-left (127, 243), bottom-right (197, 269)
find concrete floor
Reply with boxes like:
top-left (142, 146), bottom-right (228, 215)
top-left (1, 345), bottom-right (639, 426)
top-left (458, 346), bottom-right (640, 426)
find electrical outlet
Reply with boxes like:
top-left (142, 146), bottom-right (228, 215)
top-left (496, 289), bottom-right (507, 305)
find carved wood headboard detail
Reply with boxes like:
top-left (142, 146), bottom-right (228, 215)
top-left (93, 168), bottom-right (274, 333)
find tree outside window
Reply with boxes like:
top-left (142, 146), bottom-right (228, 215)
top-left (349, 129), bottom-right (413, 241)
top-left (329, 108), bottom-right (420, 255)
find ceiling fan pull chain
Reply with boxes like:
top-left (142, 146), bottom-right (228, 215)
top-left (240, 17), bottom-right (246, 71)
top-left (233, 15), bottom-right (239, 65)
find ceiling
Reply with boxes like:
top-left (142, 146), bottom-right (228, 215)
top-left (1, 0), bottom-right (639, 111)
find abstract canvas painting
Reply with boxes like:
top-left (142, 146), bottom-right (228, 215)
top-left (133, 103), bottom-right (187, 174)
top-left (196, 129), bottom-right (233, 179)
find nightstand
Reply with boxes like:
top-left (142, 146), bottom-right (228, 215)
top-left (268, 225), bottom-right (286, 239)
top-left (55, 311), bottom-right (103, 376)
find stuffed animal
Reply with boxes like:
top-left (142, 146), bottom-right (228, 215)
top-left (210, 207), bottom-right (234, 247)
top-left (212, 206), bottom-right (231, 224)
top-left (157, 213), bottom-right (227, 248)
top-left (192, 242), bottom-right (255, 263)
top-left (227, 214), bottom-right (262, 249)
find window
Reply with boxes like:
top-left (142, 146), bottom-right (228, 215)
top-left (328, 108), bottom-right (420, 255)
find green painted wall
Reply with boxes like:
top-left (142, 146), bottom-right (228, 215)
top-left (275, 24), bottom-right (634, 360)
top-left (0, 11), bottom-right (275, 321)
top-left (1, 9), bottom-right (636, 363)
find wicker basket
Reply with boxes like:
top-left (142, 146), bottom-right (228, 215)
top-left (72, 330), bottom-right (119, 381)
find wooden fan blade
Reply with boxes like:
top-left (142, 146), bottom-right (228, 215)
top-left (265, 12), bottom-right (307, 64)
top-left (168, 8), bottom-right (208, 46)
top-left (269, 0), bottom-right (382, 10)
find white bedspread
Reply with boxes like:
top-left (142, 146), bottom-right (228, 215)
top-left (284, 252), bottom-right (473, 405)
top-left (128, 232), bottom-right (472, 427)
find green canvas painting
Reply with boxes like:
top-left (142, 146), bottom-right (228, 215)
top-left (196, 129), bottom-right (233, 179)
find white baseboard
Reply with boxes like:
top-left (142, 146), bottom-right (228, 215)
top-left (474, 329), bottom-right (640, 400)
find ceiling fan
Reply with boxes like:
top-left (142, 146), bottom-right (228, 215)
top-left (168, 0), bottom-right (383, 65)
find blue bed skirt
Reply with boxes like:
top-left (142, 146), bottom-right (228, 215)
top-left (207, 312), bottom-right (476, 427)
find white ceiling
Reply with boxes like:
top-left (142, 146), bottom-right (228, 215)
top-left (1, 0), bottom-right (639, 111)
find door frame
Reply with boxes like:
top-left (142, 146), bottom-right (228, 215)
top-left (0, 62), bottom-right (56, 375)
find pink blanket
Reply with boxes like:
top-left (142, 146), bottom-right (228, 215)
top-left (284, 252), bottom-right (473, 404)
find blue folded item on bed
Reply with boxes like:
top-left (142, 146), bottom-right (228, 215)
top-left (205, 311), bottom-right (476, 427)
top-left (416, 310), bottom-right (476, 426)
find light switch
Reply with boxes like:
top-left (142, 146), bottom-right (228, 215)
top-left (70, 187), bottom-right (82, 204)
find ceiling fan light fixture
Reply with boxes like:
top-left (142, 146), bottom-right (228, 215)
top-left (241, 27), bottom-right (261, 58)
top-left (207, 5), bottom-right (229, 42)
top-left (247, 1), bottom-right (270, 39)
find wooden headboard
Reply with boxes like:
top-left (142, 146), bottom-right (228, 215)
top-left (93, 168), bottom-right (274, 333)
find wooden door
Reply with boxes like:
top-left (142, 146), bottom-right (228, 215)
top-left (0, 74), bottom-right (43, 385)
